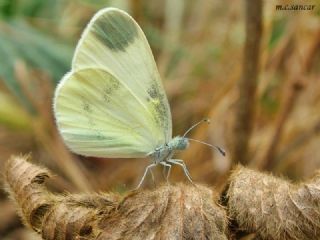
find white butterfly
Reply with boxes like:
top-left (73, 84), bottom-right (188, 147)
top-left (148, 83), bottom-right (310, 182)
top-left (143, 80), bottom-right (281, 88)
top-left (54, 7), bottom-right (224, 188)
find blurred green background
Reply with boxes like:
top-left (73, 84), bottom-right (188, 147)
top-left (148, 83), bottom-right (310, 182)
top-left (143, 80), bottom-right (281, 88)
top-left (0, 0), bottom-right (319, 239)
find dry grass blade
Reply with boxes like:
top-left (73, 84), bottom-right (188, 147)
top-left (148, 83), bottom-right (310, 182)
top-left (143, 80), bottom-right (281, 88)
top-left (260, 79), bottom-right (305, 171)
top-left (275, 118), bottom-right (320, 172)
top-left (4, 155), bottom-right (228, 240)
top-left (226, 165), bottom-right (320, 240)
top-left (259, 25), bottom-right (320, 171)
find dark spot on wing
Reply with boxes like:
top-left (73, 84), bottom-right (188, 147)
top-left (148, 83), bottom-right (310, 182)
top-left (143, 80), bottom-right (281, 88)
top-left (152, 100), bottom-right (167, 126)
top-left (81, 98), bottom-right (107, 140)
top-left (92, 11), bottom-right (138, 52)
top-left (96, 131), bottom-right (107, 140)
top-left (83, 101), bottom-right (92, 113)
top-left (103, 76), bottom-right (120, 102)
top-left (147, 82), bottom-right (170, 131)
top-left (147, 83), bottom-right (160, 99)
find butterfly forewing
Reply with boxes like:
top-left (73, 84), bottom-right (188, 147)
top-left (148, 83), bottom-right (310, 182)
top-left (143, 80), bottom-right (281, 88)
top-left (54, 8), bottom-right (172, 158)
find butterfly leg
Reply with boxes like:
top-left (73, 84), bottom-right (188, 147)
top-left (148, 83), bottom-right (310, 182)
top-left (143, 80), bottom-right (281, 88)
top-left (150, 168), bottom-right (156, 187)
top-left (136, 162), bottom-right (157, 189)
top-left (162, 164), bottom-right (168, 179)
top-left (167, 159), bottom-right (193, 184)
top-left (160, 161), bottom-right (172, 184)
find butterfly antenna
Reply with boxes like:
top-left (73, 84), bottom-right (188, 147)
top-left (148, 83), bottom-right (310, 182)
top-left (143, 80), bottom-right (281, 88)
top-left (183, 118), bottom-right (210, 138)
top-left (187, 138), bottom-right (226, 156)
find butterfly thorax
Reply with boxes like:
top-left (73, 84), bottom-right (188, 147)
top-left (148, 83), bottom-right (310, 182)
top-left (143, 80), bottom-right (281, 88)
top-left (149, 136), bottom-right (189, 164)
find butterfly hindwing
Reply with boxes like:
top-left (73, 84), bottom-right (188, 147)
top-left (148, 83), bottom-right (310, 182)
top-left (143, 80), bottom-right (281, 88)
top-left (55, 68), bottom-right (163, 157)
